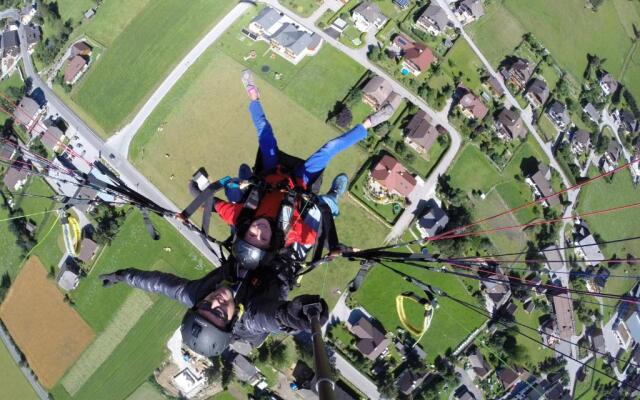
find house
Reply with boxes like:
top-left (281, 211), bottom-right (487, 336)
top-left (232, 354), bottom-right (262, 386)
top-left (618, 110), bottom-right (639, 135)
top-left (524, 163), bottom-right (560, 207)
top-left (582, 103), bottom-right (601, 123)
top-left (84, 8), bottom-right (95, 20)
top-left (24, 24), bottom-right (41, 51)
top-left (396, 367), bottom-right (427, 395)
top-left (540, 319), bottom-right (559, 347)
top-left (351, 2), bottom-right (388, 32)
top-left (72, 186), bottom-right (98, 213)
top-left (455, 0), bottom-right (484, 24)
top-left (454, 386), bottom-right (475, 400)
top-left (468, 349), bottom-right (492, 380)
top-left (484, 76), bottom-right (505, 97)
top-left (348, 316), bottom-right (390, 360)
top-left (13, 96), bottom-right (43, 132)
top-left (402, 41), bottom-right (435, 75)
top-left (404, 110), bottom-right (439, 153)
top-left (325, 17), bottom-right (348, 39)
top-left (497, 367), bottom-right (522, 391)
top-left (369, 154), bottom-right (416, 198)
top-left (541, 245), bottom-right (564, 272)
top-left (573, 222), bottom-right (605, 266)
top-left (2, 163), bottom-right (29, 192)
top-left (483, 274), bottom-right (511, 314)
top-left (362, 76), bottom-right (402, 110)
top-left (500, 58), bottom-right (535, 91)
top-left (172, 367), bottom-right (206, 398)
top-left (495, 108), bottom-right (527, 140)
top-left (416, 198), bottom-right (449, 237)
top-left (249, 7), bottom-right (283, 36)
top-left (2, 30), bottom-right (20, 57)
top-left (269, 23), bottom-right (322, 64)
top-left (524, 299), bottom-right (535, 313)
top-left (589, 267), bottom-right (609, 291)
top-left (586, 326), bottom-right (606, 354)
top-left (524, 79), bottom-right (549, 109)
top-left (57, 257), bottom-right (80, 291)
top-left (64, 55), bottom-right (89, 85)
top-left (457, 90), bottom-right (488, 120)
top-left (41, 124), bottom-right (65, 153)
top-left (394, 0), bottom-right (410, 9)
top-left (505, 302), bottom-right (517, 315)
top-left (551, 287), bottom-right (575, 339)
top-left (416, 4), bottom-right (449, 35)
top-left (604, 139), bottom-right (622, 167)
top-left (70, 41), bottom-right (92, 57)
top-left (78, 238), bottom-right (99, 263)
top-left (547, 101), bottom-right (571, 130)
top-left (0, 139), bottom-right (16, 161)
top-left (616, 310), bottom-right (640, 349)
top-left (571, 129), bottom-right (591, 154)
top-left (599, 73), bottom-right (618, 96)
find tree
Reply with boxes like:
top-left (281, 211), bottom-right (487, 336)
top-left (373, 121), bottom-right (390, 136)
top-left (335, 106), bottom-right (353, 128)
top-left (91, 204), bottom-right (127, 245)
top-left (205, 356), bottom-right (222, 383)
top-left (30, 138), bottom-right (49, 158)
top-left (268, 340), bottom-right (288, 369)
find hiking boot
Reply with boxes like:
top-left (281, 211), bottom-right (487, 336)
top-left (241, 69), bottom-right (260, 100)
top-left (366, 103), bottom-right (394, 127)
top-left (328, 173), bottom-right (349, 199)
top-left (238, 163), bottom-right (252, 180)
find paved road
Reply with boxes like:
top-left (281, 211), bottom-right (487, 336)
top-left (332, 351), bottom-right (381, 399)
top-left (0, 324), bottom-right (49, 400)
top-left (16, 10), bottom-right (223, 267)
top-left (107, 2), bottom-right (253, 156)
top-left (260, 0), bottom-right (464, 244)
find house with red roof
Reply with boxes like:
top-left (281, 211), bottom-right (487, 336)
top-left (457, 88), bottom-right (488, 120)
top-left (368, 155), bottom-right (416, 199)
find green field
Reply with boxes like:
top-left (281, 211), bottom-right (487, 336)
top-left (71, 0), bottom-right (235, 134)
top-left (80, 0), bottom-right (154, 47)
top-left (0, 341), bottom-right (38, 400)
top-left (49, 212), bottom-right (214, 400)
top-left (126, 382), bottom-right (169, 400)
top-left (280, 0), bottom-right (323, 17)
top-left (56, 0), bottom-right (96, 24)
top-left (352, 261), bottom-right (487, 362)
top-left (512, 300), bottom-right (554, 366)
top-left (468, 0), bottom-right (640, 98)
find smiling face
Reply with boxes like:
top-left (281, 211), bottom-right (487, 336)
top-left (196, 286), bottom-right (235, 329)
top-left (243, 217), bottom-right (272, 249)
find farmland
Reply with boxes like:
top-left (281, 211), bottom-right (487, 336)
top-left (49, 212), bottom-right (215, 400)
top-left (0, 341), bottom-right (38, 400)
top-left (0, 257), bottom-right (95, 389)
top-left (70, 0), bottom-right (235, 134)
top-left (468, 0), bottom-right (640, 98)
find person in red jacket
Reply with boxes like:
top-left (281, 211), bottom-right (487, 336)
top-left (209, 70), bottom-right (394, 269)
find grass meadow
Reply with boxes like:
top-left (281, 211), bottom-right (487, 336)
top-left (468, 0), bottom-right (640, 99)
top-left (0, 341), bottom-right (38, 400)
top-left (70, 0), bottom-right (235, 134)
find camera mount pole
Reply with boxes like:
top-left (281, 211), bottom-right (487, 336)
top-left (303, 303), bottom-right (335, 400)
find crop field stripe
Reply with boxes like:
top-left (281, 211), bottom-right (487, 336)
top-left (62, 291), bottom-right (154, 395)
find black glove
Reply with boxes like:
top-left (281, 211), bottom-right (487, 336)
top-left (99, 271), bottom-right (126, 287)
top-left (281, 295), bottom-right (329, 332)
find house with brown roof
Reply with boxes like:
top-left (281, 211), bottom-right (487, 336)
top-left (484, 75), bottom-right (505, 97)
top-left (617, 109), bottom-right (639, 135)
top-left (500, 58), bottom-right (534, 91)
top-left (2, 163), bottom-right (30, 192)
top-left (404, 110), bottom-right (439, 154)
top-left (547, 101), bottom-right (571, 130)
top-left (78, 238), bottom-right (99, 263)
top-left (483, 274), bottom-right (511, 314)
top-left (495, 108), bottom-right (527, 140)
top-left (552, 288), bottom-right (575, 340)
top-left (603, 139), bottom-right (622, 169)
top-left (571, 129), bottom-right (591, 154)
top-left (0, 139), bottom-right (16, 161)
top-left (40, 124), bottom-right (65, 153)
top-left (455, 0), bottom-right (484, 24)
top-left (24, 24), bottom-right (41, 51)
top-left (396, 367), bottom-right (427, 396)
top-left (369, 155), bottom-right (416, 198)
top-left (457, 89), bottom-right (488, 120)
top-left (13, 96), bottom-right (43, 132)
top-left (416, 4), bottom-right (449, 35)
top-left (402, 42), bottom-right (435, 76)
top-left (599, 73), bottom-right (618, 96)
top-left (64, 55), bottom-right (89, 85)
top-left (582, 103), bottom-right (601, 123)
top-left (70, 41), bottom-right (92, 57)
top-left (497, 367), bottom-right (522, 391)
top-left (2, 30), bottom-right (20, 57)
top-left (348, 316), bottom-right (390, 360)
top-left (524, 78), bottom-right (549, 109)
top-left (362, 75), bottom-right (402, 110)
top-left (468, 349), bottom-right (492, 380)
top-left (524, 163), bottom-right (560, 207)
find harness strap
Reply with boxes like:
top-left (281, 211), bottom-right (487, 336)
top-left (182, 176), bottom-right (231, 218)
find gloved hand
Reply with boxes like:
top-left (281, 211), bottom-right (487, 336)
top-left (99, 271), bottom-right (126, 288)
top-left (282, 295), bottom-right (329, 332)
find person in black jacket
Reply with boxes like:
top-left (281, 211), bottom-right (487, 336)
top-left (99, 262), bottom-right (328, 357)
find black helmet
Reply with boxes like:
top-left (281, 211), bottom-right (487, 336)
top-left (180, 310), bottom-right (231, 357)
top-left (232, 238), bottom-right (267, 270)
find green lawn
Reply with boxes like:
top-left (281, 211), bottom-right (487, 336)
top-left (279, 0), bottom-right (323, 17)
top-left (467, 0), bottom-right (637, 91)
top-left (536, 114), bottom-right (558, 143)
top-left (71, 0), bottom-right (235, 134)
top-left (214, 7), bottom-right (366, 122)
top-left (0, 341), bottom-right (38, 400)
top-left (512, 300), bottom-right (554, 367)
top-left (352, 261), bottom-right (487, 362)
top-left (56, 0), bottom-right (96, 25)
top-left (49, 212), bottom-right (215, 400)
top-left (573, 357), bottom-right (615, 400)
top-left (126, 382), bottom-right (169, 400)
top-left (449, 144), bottom-right (503, 193)
top-left (443, 39), bottom-right (485, 93)
top-left (79, 0), bottom-right (153, 47)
